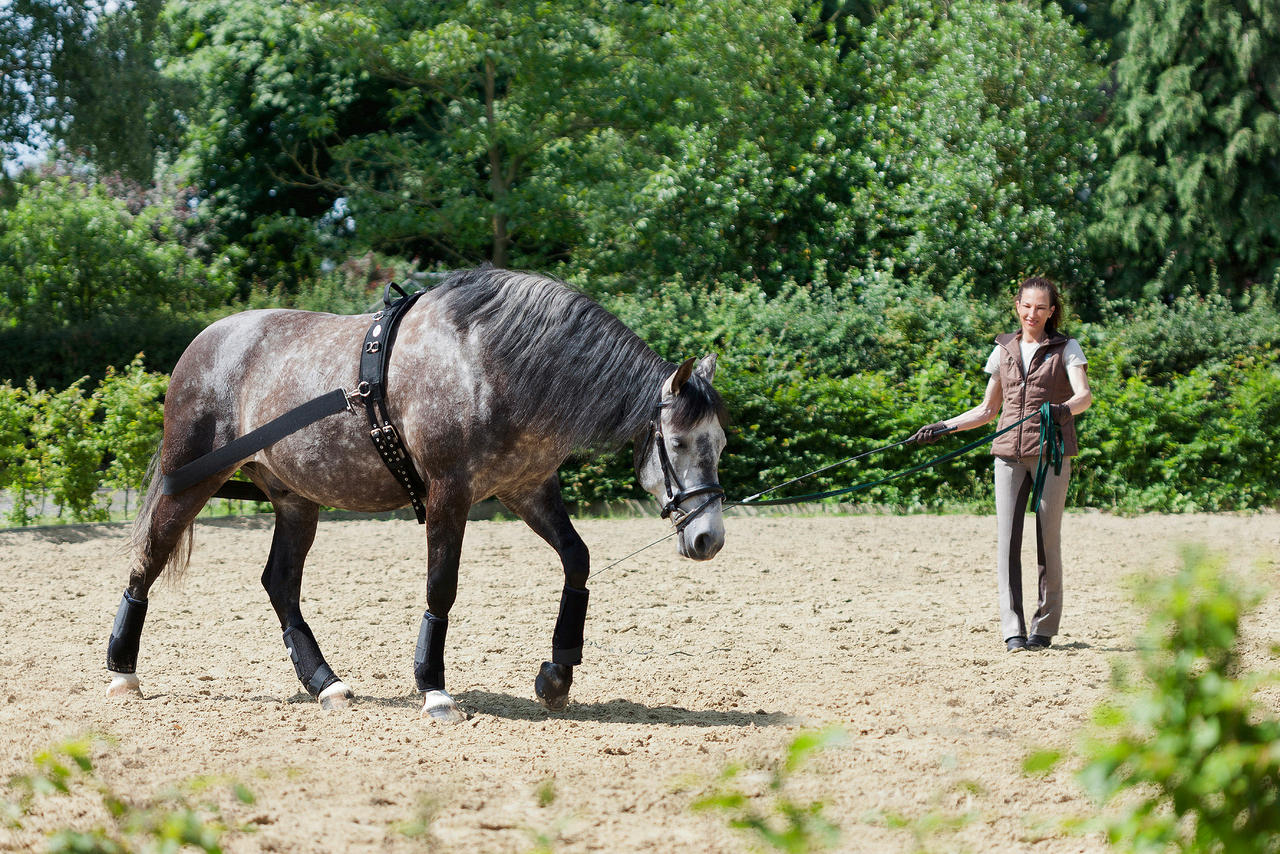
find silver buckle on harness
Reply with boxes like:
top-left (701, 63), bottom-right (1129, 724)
top-left (345, 386), bottom-right (371, 414)
top-left (344, 384), bottom-right (371, 413)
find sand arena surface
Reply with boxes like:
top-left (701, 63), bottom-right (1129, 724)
top-left (1, 510), bottom-right (1277, 852)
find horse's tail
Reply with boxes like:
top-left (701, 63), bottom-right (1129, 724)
top-left (129, 450), bottom-right (195, 579)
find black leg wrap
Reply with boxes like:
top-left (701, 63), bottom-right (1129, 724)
top-left (414, 611), bottom-right (448, 692)
top-left (107, 591), bottom-right (148, 673)
top-left (551, 585), bottom-right (590, 666)
top-left (283, 622), bottom-right (338, 697)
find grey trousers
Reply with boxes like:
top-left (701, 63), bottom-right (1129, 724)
top-left (993, 455), bottom-right (1072, 641)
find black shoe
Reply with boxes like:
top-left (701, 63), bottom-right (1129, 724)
top-left (1006, 635), bottom-right (1027, 652)
top-left (1026, 634), bottom-right (1052, 650)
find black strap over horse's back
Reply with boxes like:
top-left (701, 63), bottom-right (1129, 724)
top-left (163, 282), bottom-right (431, 523)
top-left (355, 282), bottom-right (430, 523)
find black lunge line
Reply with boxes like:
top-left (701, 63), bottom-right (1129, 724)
top-left (591, 405), bottom-right (1061, 578)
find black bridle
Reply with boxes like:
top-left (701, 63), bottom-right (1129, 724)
top-left (638, 404), bottom-right (725, 533)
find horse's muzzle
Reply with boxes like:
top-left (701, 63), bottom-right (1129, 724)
top-left (679, 527), bottom-right (724, 561)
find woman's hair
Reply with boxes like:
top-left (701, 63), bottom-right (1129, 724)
top-left (1016, 276), bottom-right (1063, 337)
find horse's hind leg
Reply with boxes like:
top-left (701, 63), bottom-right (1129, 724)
top-left (260, 493), bottom-right (353, 710)
top-left (107, 480), bottom-right (222, 698)
top-left (501, 476), bottom-right (590, 712)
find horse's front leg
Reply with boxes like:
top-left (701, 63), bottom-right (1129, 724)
top-left (416, 482), bottom-right (470, 723)
top-left (501, 476), bottom-right (590, 712)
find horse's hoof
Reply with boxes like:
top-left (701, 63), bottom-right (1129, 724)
top-left (318, 681), bottom-right (354, 711)
top-left (537, 693), bottom-right (569, 712)
top-left (106, 671), bottom-right (142, 699)
top-left (420, 689), bottom-right (467, 723)
top-left (534, 661), bottom-right (572, 711)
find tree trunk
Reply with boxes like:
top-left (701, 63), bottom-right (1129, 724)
top-left (484, 57), bottom-right (510, 269)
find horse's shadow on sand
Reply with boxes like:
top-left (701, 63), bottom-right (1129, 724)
top-left (339, 691), bottom-right (797, 727)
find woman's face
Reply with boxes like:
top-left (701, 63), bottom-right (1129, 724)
top-left (1015, 287), bottom-right (1055, 340)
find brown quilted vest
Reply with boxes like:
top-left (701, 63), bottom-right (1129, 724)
top-left (990, 332), bottom-right (1079, 458)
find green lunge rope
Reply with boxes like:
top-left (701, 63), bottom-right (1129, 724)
top-left (1029, 401), bottom-right (1065, 513)
top-left (730, 409), bottom-right (1041, 509)
top-left (597, 406), bottom-right (1065, 580)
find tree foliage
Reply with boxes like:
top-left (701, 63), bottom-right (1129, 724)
top-left (157, 0), bottom-right (375, 290)
top-left (0, 175), bottom-right (232, 327)
top-left (307, 0), bottom-right (677, 269)
top-left (0, 0), bottom-right (167, 179)
top-left (570, 0), bottom-right (861, 292)
top-left (850, 0), bottom-right (1108, 292)
top-left (1093, 0), bottom-right (1280, 296)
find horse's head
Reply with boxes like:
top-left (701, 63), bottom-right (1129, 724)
top-left (635, 355), bottom-right (727, 561)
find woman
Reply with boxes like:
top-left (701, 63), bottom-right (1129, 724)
top-left (912, 277), bottom-right (1092, 652)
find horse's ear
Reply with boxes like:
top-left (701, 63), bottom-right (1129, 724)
top-left (664, 357), bottom-right (697, 398)
top-left (695, 354), bottom-right (717, 382)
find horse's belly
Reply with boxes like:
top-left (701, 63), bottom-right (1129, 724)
top-left (252, 418), bottom-right (417, 512)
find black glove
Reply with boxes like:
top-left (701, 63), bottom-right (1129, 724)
top-left (910, 421), bottom-right (950, 445)
top-left (1048, 403), bottom-right (1071, 425)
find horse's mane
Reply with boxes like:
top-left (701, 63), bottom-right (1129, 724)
top-left (430, 267), bottom-right (723, 451)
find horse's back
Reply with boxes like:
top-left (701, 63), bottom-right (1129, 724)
top-left (175, 308), bottom-right (369, 388)
top-left (165, 309), bottom-right (372, 442)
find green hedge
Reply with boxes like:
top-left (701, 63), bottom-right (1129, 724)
top-left (0, 315), bottom-right (205, 388)
top-left (555, 275), bottom-right (1280, 513)
top-left (0, 358), bottom-right (167, 524)
top-left (2, 353), bottom-right (1276, 526)
top-left (4, 277), bottom-right (1278, 525)
top-left (557, 354), bottom-right (1280, 513)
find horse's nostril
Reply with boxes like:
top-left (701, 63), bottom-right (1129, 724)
top-left (693, 532), bottom-right (716, 557)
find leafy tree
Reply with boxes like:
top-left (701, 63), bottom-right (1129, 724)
top-left (1093, 0), bottom-right (1280, 297)
top-left (0, 0), bottom-right (92, 160)
top-left (0, 176), bottom-right (233, 328)
top-left (1051, 0), bottom-right (1125, 60)
top-left (157, 0), bottom-right (378, 290)
top-left (0, 0), bottom-right (168, 180)
top-left (161, 0), bottom-right (858, 283)
top-left (302, 0), bottom-right (698, 270)
top-left (850, 0), bottom-right (1108, 295)
top-left (61, 0), bottom-right (174, 181)
top-left (569, 0), bottom-right (861, 292)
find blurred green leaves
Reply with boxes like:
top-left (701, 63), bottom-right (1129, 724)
top-left (691, 727), bottom-right (847, 853)
top-left (4, 736), bottom-right (254, 854)
top-left (1073, 549), bottom-right (1280, 852)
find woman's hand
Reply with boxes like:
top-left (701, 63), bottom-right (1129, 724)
top-left (910, 422), bottom-right (951, 444)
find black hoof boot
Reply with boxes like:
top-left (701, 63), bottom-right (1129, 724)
top-left (535, 661), bottom-right (573, 711)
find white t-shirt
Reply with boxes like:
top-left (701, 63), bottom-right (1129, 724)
top-left (984, 338), bottom-right (1087, 375)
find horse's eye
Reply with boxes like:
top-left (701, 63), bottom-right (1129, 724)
top-left (669, 436), bottom-right (685, 450)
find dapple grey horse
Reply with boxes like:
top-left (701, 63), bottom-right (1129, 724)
top-left (105, 267), bottom-right (727, 721)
